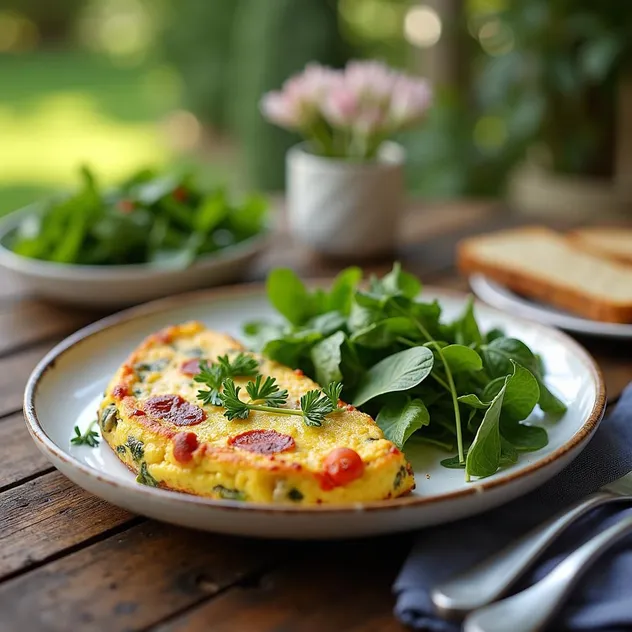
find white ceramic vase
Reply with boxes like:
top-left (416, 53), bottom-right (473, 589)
top-left (286, 142), bottom-right (405, 257)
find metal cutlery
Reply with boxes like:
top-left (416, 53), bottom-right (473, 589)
top-left (463, 513), bottom-right (632, 632)
top-left (432, 469), bottom-right (632, 618)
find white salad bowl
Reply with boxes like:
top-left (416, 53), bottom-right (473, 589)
top-left (0, 208), bottom-right (269, 308)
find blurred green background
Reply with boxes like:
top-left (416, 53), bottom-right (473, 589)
top-left (0, 0), bottom-right (630, 215)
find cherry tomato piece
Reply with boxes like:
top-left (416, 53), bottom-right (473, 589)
top-left (323, 447), bottom-right (364, 487)
top-left (173, 432), bottom-right (199, 463)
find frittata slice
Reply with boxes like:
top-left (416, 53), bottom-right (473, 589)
top-left (99, 321), bottom-right (415, 504)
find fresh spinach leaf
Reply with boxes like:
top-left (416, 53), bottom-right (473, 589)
top-left (266, 268), bottom-right (312, 326)
top-left (486, 327), bottom-right (505, 342)
top-left (441, 344), bottom-right (483, 373)
top-left (350, 317), bottom-right (417, 349)
top-left (482, 376), bottom-right (507, 401)
top-left (538, 382), bottom-right (568, 415)
top-left (380, 262), bottom-right (421, 299)
top-left (440, 454), bottom-right (466, 469)
top-left (466, 382), bottom-right (505, 478)
top-left (482, 337), bottom-right (536, 378)
top-left (310, 331), bottom-right (346, 386)
top-left (501, 421), bottom-right (548, 452)
top-left (327, 267), bottom-right (362, 314)
top-left (502, 361), bottom-right (540, 422)
top-left (376, 398), bottom-right (430, 449)
top-left (457, 393), bottom-right (491, 410)
top-left (352, 346), bottom-right (434, 406)
top-left (500, 437), bottom-right (519, 465)
top-left (454, 296), bottom-right (483, 346)
top-left (306, 311), bottom-right (347, 336)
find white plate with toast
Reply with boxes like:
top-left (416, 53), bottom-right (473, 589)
top-left (470, 274), bottom-right (632, 339)
top-left (460, 226), bottom-right (632, 339)
top-left (24, 285), bottom-right (605, 539)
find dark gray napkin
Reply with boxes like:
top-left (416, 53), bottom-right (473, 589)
top-left (394, 384), bottom-right (632, 632)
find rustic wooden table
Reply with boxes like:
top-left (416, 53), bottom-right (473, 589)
top-left (2, 201), bottom-right (631, 632)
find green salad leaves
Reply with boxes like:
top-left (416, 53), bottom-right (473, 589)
top-left (8, 166), bottom-right (267, 267)
top-left (246, 264), bottom-right (567, 481)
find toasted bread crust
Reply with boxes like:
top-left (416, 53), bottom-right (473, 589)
top-left (567, 228), bottom-right (632, 266)
top-left (458, 227), bottom-right (632, 324)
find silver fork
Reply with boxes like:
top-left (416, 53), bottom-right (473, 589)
top-left (463, 514), bottom-right (632, 632)
top-left (431, 470), bottom-right (632, 618)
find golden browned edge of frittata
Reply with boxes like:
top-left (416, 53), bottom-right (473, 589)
top-left (98, 321), bottom-right (416, 504)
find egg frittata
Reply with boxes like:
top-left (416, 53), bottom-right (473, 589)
top-left (99, 321), bottom-right (415, 504)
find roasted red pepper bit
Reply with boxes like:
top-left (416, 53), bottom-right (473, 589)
top-left (228, 429), bottom-right (296, 455)
top-left (112, 384), bottom-right (129, 400)
top-left (145, 394), bottom-right (206, 426)
top-left (173, 432), bottom-right (199, 463)
top-left (180, 358), bottom-right (202, 376)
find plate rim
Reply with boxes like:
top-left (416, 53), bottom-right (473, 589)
top-left (23, 282), bottom-right (607, 515)
top-left (469, 273), bottom-right (632, 339)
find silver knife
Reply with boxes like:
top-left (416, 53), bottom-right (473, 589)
top-left (431, 469), bottom-right (632, 618)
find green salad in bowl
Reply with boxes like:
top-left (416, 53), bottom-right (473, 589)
top-left (5, 166), bottom-right (268, 268)
top-left (0, 167), bottom-right (270, 307)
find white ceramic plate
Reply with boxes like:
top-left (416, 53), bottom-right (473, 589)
top-left (470, 274), bottom-right (632, 340)
top-left (0, 208), bottom-right (269, 307)
top-left (24, 286), bottom-right (605, 539)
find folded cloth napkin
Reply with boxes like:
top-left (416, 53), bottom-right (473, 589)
top-left (394, 384), bottom-right (632, 632)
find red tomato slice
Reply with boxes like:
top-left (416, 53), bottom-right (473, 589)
top-left (323, 448), bottom-right (364, 487)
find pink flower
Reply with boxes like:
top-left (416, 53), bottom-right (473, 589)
top-left (260, 59), bottom-right (433, 158)
top-left (259, 91), bottom-right (303, 129)
top-left (322, 85), bottom-right (358, 127)
top-left (345, 60), bottom-right (397, 105)
top-left (388, 77), bottom-right (433, 129)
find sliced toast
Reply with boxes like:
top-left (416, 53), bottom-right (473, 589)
top-left (567, 227), bottom-right (632, 265)
top-left (458, 227), bottom-right (632, 323)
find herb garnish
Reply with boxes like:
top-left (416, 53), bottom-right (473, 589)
top-left (71, 420), bottom-right (100, 447)
top-left (194, 352), bottom-right (259, 406)
top-left (218, 377), bottom-right (344, 427)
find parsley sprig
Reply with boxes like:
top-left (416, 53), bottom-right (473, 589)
top-left (71, 420), bottom-right (100, 447)
top-left (194, 352), bottom-right (259, 406)
top-left (219, 377), bottom-right (344, 427)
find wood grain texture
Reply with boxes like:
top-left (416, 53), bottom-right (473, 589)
top-left (155, 538), bottom-right (412, 632)
top-left (0, 299), bottom-right (99, 356)
top-left (0, 471), bottom-right (133, 577)
top-left (0, 521), bottom-right (289, 632)
top-left (0, 341), bottom-right (63, 417)
top-left (0, 412), bottom-right (52, 489)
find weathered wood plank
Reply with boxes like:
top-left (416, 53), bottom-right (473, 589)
top-left (0, 412), bottom-right (52, 489)
top-left (0, 521), bottom-right (289, 632)
top-left (0, 471), bottom-right (134, 577)
top-left (155, 538), bottom-right (412, 632)
top-left (0, 299), bottom-right (99, 357)
top-left (0, 341), bottom-right (63, 417)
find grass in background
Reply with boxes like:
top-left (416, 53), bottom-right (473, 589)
top-left (0, 50), bottom-right (176, 214)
